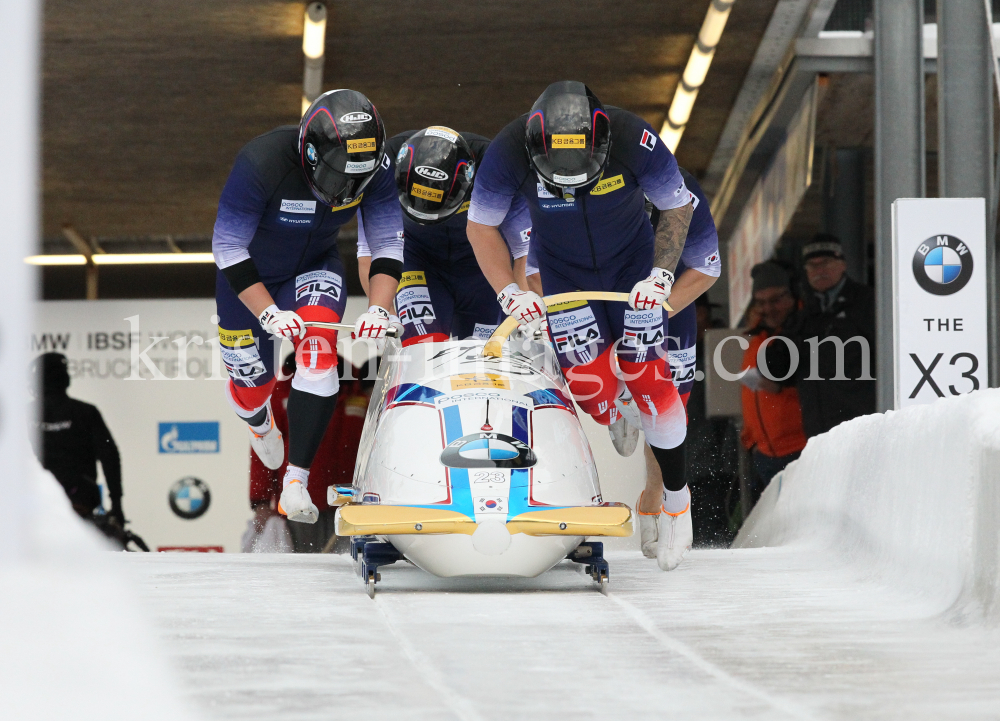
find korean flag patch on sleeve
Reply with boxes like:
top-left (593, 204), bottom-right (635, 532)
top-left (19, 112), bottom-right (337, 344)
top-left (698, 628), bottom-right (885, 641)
top-left (640, 129), bottom-right (657, 151)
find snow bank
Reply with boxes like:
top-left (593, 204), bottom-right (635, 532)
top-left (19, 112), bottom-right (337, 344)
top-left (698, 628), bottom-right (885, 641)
top-left (735, 389), bottom-right (1000, 623)
top-left (0, 459), bottom-right (199, 720)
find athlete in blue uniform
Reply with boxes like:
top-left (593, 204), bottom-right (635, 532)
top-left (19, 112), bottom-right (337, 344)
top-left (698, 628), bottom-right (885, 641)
top-left (521, 168), bottom-right (719, 402)
top-left (355, 127), bottom-right (531, 345)
top-left (212, 89), bottom-right (403, 524)
top-left (467, 82), bottom-right (718, 570)
top-left (521, 167), bottom-right (721, 559)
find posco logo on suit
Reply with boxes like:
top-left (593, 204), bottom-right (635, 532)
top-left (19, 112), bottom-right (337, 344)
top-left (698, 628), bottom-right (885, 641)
top-left (536, 183), bottom-right (576, 212)
top-left (159, 422), bottom-right (220, 454)
top-left (279, 199), bottom-right (317, 214)
top-left (278, 199), bottom-right (317, 226)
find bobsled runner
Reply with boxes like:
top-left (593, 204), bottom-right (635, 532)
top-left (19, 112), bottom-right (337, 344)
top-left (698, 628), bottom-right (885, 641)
top-left (326, 292), bottom-right (663, 597)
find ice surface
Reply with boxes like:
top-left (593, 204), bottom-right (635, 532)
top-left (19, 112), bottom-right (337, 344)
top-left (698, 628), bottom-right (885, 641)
top-left (119, 550), bottom-right (1000, 720)
top-left (16, 390), bottom-right (1000, 719)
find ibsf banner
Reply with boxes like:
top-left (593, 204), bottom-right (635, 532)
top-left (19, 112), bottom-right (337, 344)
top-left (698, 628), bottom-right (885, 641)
top-left (892, 198), bottom-right (990, 408)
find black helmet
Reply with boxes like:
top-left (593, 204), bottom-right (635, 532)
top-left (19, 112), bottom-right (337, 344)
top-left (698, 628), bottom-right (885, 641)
top-left (299, 89), bottom-right (387, 208)
top-left (33, 352), bottom-right (70, 395)
top-left (394, 127), bottom-right (475, 225)
top-left (525, 81), bottom-right (611, 198)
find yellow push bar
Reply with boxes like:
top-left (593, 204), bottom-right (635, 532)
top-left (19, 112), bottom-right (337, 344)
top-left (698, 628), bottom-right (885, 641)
top-left (482, 291), bottom-right (673, 358)
top-left (335, 503), bottom-right (633, 537)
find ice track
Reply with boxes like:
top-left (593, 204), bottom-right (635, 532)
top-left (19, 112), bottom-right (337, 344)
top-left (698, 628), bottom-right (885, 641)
top-left (53, 388), bottom-right (1000, 720)
top-left (120, 547), bottom-right (1000, 721)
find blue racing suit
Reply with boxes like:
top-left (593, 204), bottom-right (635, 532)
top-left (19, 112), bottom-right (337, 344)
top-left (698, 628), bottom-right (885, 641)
top-left (524, 167), bottom-right (720, 401)
top-left (356, 131), bottom-right (531, 345)
top-left (470, 108), bottom-right (705, 448)
top-left (212, 125), bottom-right (403, 412)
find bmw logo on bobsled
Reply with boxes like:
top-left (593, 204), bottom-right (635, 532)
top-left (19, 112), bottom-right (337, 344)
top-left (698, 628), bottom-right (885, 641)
top-left (331, 320), bottom-right (632, 596)
top-left (440, 432), bottom-right (536, 469)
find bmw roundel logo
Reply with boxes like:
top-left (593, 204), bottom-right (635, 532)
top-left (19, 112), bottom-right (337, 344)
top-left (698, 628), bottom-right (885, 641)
top-left (396, 145), bottom-right (408, 163)
top-left (168, 476), bottom-right (211, 520)
top-left (912, 234), bottom-right (974, 295)
top-left (465, 161), bottom-right (475, 182)
top-left (305, 142), bottom-right (318, 166)
top-left (440, 432), bottom-right (536, 469)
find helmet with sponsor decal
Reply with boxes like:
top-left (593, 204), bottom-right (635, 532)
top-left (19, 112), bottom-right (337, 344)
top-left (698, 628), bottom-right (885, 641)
top-left (299, 89), bottom-right (387, 208)
top-left (525, 81), bottom-right (611, 199)
top-left (394, 127), bottom-right (475, 225)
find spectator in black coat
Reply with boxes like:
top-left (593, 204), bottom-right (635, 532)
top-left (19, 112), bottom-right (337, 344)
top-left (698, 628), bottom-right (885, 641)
top-left (766, 235), bottom-right (876, 438)
top-left (29, 353), bottom-right (124, 523)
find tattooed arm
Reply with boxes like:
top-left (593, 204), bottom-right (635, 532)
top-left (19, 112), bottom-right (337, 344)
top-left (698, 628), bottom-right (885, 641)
top-left (628, 200), bottom-right (694, 311)
top-left (652, 201), bottom-right (694, 274)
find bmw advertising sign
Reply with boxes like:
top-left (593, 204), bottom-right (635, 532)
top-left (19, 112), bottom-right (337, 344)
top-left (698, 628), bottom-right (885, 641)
top-left (892, 198), bottom-right (989, 408)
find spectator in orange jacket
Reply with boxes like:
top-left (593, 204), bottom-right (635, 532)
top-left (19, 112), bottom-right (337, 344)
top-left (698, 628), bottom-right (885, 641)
top-left (248, 354), bottom-right (372, 552)
top-left (740, 261), bottom-right (807, 499)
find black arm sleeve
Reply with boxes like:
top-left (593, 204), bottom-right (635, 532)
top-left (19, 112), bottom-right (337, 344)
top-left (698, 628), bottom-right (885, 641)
top-left (222, 258), bottom-right (263, 296)
top-left (369, 257), bottom-right (403, 282)
top-left (90, 407), bottom-right (122, 503)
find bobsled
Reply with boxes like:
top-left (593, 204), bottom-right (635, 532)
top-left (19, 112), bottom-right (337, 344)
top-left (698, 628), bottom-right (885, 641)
top-left (328, 292), bottom-right (646, 597)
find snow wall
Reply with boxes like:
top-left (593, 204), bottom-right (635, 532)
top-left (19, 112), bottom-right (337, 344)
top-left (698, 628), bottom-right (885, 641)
top-left (1, 462), bottom-right (200, 720)
top-left (735, 388), bottom-right (1000, 624)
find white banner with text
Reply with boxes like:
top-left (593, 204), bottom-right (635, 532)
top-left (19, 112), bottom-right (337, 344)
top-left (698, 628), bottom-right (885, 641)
top-left (892, 198), bottom-right (989, 408)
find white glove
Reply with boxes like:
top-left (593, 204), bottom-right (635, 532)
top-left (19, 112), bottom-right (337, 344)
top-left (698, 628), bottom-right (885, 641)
top-left (258, 304), bottom-right (306, 340)
top-left (628, 267), bottom-right (673, 310)
top-left (497, 283), bottom-right (546, 331)
top-left (388, 314), bottom-right (404, 339)
top-left (353, 305), bottom-right (391, 339)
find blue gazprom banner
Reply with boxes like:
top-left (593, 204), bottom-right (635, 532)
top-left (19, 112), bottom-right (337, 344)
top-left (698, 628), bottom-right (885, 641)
top-left (158, 422), bottom-right (220, 454)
